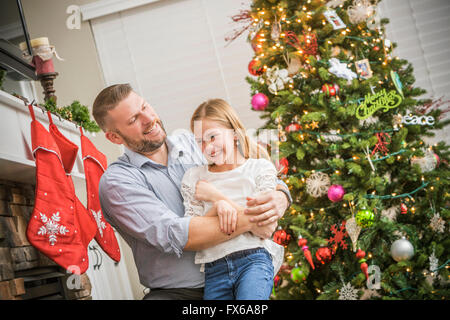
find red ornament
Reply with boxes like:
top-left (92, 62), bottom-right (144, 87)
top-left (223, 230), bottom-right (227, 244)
top-left (276, 157), bottom-right (289, 175)
top-left (315, 247), bottom-right (333, 265)
top-left (248, 59), bottom-right (264, 76)
top-left (273, 274), bottom-right (282, 288)
top-left (298, 237), bottom-right (315, 270)
top-left (321, 83), bottom-right (339, 96)
top-left (273, 229), bottom-right (291, 246)
top-left (401, 203), bottom-right (408, 214)
top-left (373, 46), bottom-right (380, 51)
top-left (356, 249), bottom-right (369, 280)
top-left (251, 33), bottom-right (264, 53)
top-left (285, 122), bottom-right (302, 133)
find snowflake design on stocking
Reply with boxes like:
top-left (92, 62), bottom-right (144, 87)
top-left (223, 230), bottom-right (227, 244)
top-left (37, 212), bottom-right (69, 245)
top-left (339, 282), bottom-right (359, 300)
top-left (91, 209), bottom-right (106, 238)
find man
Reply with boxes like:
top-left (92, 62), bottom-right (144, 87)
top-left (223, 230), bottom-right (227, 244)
top-left (93, 84), bottom-right (292, 300)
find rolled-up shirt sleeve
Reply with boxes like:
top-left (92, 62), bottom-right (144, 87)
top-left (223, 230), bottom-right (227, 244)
top-left (99, 168), bottom-right (191, 258)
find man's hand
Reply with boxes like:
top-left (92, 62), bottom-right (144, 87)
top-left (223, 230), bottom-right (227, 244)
top-left (245, 190), bottom-right (289, 226)
top-left (250, 220), bottom-right (278, 240)
top-left (194, 180), bottom-right (223, 202)
top-left (215, 200), bottom-right (237, 235)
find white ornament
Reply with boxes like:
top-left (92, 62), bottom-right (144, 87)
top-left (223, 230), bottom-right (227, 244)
top-left (91, 209), bottom-right (106, 238)
top-left (347, 0), bottom-right (376, 24)
top-left (390, 237), bottom-right (414, 262)
top-left (429, 248), bottom-right (439, 276)
top-left (339, 282), bottom-right (359, 300)
top-left (306, 172), bottom-right (330, 198)
top-left (328, 58), bottom-right (358, 81)
top-left (266, 66), bottom-right (292, 94)
top-left (411, 150), bottom-right (438, 172)
top-left (37, 212), bottom-right (69, 246)
top-left (429, 212), bottom-right (445, 233)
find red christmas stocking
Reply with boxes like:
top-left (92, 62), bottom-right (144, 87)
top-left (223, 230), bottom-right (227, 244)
top-left (80, 128), bottom-right (121, 262)
top-left (26, 105), bottom-right (89, 273)
top-left (46, 112), bottom-right (97, 249)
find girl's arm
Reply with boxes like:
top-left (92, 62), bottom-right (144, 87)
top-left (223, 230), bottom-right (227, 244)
top-left (195, 180), bottom-right (245, 212)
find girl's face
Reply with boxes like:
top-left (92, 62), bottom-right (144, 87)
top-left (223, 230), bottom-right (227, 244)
top-left (194, 119), bottom-right (237, 166)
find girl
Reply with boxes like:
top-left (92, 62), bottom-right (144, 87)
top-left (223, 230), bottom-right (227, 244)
top-left (180, 98), bottom-right (284, 300)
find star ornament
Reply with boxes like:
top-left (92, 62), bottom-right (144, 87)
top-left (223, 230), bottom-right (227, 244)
top-left (310, 121), bottom-right (319, 129)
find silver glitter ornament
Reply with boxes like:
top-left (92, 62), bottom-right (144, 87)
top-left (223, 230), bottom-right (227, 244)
top-left (390, 237), bottom-right (414, 262)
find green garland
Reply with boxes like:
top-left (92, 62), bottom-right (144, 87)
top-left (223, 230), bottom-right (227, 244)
top-left (42, 98), bottom-right (100, 133)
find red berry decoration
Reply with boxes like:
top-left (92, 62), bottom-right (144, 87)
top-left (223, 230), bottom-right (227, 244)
top-left (315, 247), bottom-right (333, 265)
top-left (248, 59), bottom-right (264, 76)
top-left (298, 237), bottom-right (315, 270)
top-left (273, 229), bottom-right (291, 246)
top-left (356, 249), bottom-right (369, 280)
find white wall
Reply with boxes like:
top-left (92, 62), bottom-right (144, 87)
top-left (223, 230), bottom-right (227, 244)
top-left (88, 0), bottom-right (260, 135)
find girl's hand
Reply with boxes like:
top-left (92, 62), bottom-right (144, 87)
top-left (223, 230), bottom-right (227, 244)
top-left (194, 180), bottom-right (224, 202)
top-left (215, 200), bottom-right (237, 235)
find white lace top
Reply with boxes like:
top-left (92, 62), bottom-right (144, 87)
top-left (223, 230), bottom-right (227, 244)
top-left (180, 158), bottom-right (284, 275)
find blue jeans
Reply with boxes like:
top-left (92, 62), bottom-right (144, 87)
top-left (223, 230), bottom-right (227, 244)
top-left (203, 248), bottom-right (274, 300)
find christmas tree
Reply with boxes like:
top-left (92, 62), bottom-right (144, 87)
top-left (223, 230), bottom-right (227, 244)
top-left (234, 0), bottom-right (450, 299)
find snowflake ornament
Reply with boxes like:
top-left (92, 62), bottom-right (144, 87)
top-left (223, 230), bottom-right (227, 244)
top-left (91, 209), bottom-right (106, 238)
top-left (381, 205), bottom-right (400, 222)
top-left (37, 212), bottom-right (69, 246)
top-left (328, 221), bottom-right (349, 253)
top-left (429, 248), bottom-right (439, 275)
top-left (429, 212), bottom-right (445, 233)
top-left (306, 172), bottom-right (330, 198)
top-left (347, 0), bottom-right (377, 24)
top-left (339, 282), bottom-right (359, 300)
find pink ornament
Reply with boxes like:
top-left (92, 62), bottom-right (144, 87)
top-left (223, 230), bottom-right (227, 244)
top-left (251, 93), bottom-right (269, 111)
top-left (328, 184), bottom-right (345, 202)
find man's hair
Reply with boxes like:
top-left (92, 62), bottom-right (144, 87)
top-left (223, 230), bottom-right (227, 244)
top-left (92, 83), bottom-right (133, 131)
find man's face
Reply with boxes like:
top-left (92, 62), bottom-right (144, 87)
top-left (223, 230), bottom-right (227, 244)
top-left (106, 91), bottom-right (167, 154)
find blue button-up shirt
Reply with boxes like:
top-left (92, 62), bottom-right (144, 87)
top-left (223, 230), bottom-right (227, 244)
top-left (99, 130), bottom-right (291, 290)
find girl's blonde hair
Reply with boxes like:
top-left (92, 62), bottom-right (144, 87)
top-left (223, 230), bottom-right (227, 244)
top-left (191, 99), bottom-right (270, 160)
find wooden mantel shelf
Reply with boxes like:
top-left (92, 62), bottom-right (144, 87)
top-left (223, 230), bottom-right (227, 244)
top-left (0, 90), bottom-right (91, 196)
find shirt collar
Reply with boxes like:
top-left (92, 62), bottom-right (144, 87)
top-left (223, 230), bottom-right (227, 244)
top-left (123, 135), bottom-right (188, 168)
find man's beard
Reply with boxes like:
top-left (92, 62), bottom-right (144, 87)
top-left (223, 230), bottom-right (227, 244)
top-left (115, 120), bottom-right (167, 154)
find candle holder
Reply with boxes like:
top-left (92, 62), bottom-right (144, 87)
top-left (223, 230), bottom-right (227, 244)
top-left (38, 72), bottom-right (58, 103)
